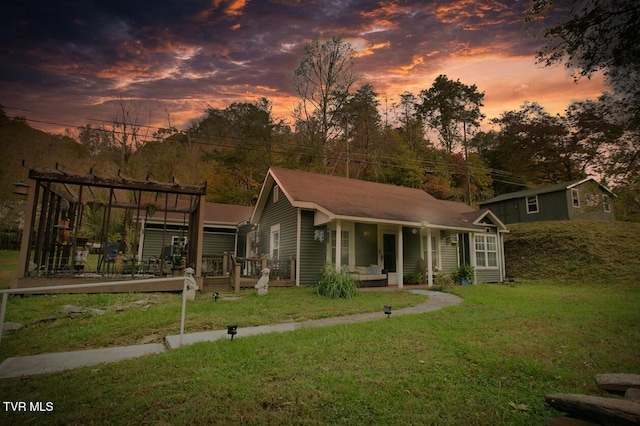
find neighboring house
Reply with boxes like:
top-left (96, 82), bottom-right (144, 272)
top-left (137, 200), bottom-right (253, 272)
top-left (479, 178), bottom-right (615, 224)
top-left (250, 167), bottom-right (509, 287)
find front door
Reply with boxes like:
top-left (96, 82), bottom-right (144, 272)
top-left (383, 233), bottom-right (397, 284)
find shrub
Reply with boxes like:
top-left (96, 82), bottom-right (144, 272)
top-left (452, 264), bottom-right (474, 284)
top-left (316, 264), bottom-right (358, 299)
top-left (434, 272), bottom-right (455, 288)
top-left (404, 272), bottom-right (423, 285)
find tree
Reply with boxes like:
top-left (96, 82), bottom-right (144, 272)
top-left (527, 0), bottom-right (640, 123)
top-left (195, 99), bottom-right (291, 205)
top-left (528, 0), bottom-right (639, 83)
top-left (293, 35), bottom-right (357, 168)
top-left (416, 75), bottom-right (486, 203)
top-left (77, 97), bottom-right (150, 168)
top-left (416, 75), bottom-right (485, 154)
top-left (486, 102), bottom-right (582, 186)
top-left (338, 84), bottom-right (382, 180)
top-left (393, 91), bottom-right (427, 153)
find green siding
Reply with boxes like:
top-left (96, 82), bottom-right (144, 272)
top-left (536, 191), bottom-right (570, 221)
top-left (484, 182), bottom-right (614, 224)
top-left (142, 227), bottom-right (236, 261)
top-left (566, 181), bottom-right (615, 221)
top-left (355, 223), bottom-right (378, 266)
top-left (202, 231), bottom-right (236, 256)
top-left (258, 185), bottom-right (298, 261)
top-left (299, 210), bottom-right (326, 285)
top-left (477, 268), bottom-right (500, 283)
top-left (440, 238), bottom-right (458, 273)
top-left (142, 228), bottom-right (179, 261)
top-left (402, 227), bottom-right (421, 274)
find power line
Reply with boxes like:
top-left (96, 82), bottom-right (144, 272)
top-left (4, 112), bottom-right (528, 187)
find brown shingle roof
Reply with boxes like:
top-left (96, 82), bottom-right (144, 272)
top-left (269, 167), bottom-right (495, 230)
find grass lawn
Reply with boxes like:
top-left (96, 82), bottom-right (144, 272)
top-left (0, 244), bottom-right (639, 424)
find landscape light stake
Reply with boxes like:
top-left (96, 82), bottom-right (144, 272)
top-left (227, 324), bottom-right (238, 340)
top-left (384, 305), bottom-right (392, 318)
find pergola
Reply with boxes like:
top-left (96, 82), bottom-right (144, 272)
top-left (13, 166), bottom-right (206, 291)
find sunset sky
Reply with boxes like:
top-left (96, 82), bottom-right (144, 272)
top-left (0, 0), bottom-right (606, 136)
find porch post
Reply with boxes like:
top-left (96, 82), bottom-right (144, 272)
top-left (137, 217), bottom-right (145, 264)
top-left (16, 177), bottom-right (38, 281)
top-left (295, 209), bottom-right (301, 286)
top-left (335, 220), bottom-right (342, 271)
top-left (470, 232), bottom-right (477, 284)
top-left (499, 232), bottom-right (506, 282)
top-left (397, 225), bottom-right (403, 288)
top-left (427, 228), bottom-right (433, 287)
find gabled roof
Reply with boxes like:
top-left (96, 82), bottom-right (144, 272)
top-left (253, 167), bottom-right (507, 232)
top-left (479, 177), bottom-right (614, 206)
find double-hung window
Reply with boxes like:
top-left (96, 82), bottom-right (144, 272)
top-left (571, 188), bottom-right (580, 208)
top-left (526, 195), bottom-right (539, 214)
top-left (603, 194), bottom-right (611, 212)
top-left (330, 230), bottom-right (349, 266)
top-left (270, 224), bottom-right (280, 260)
top-left (422, 235), bottom-right (439, 270)
top-left (475, 234), bottom-right (498, 268)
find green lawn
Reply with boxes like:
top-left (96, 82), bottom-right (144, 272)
top-left (0, 248), bottom-right (639, 424)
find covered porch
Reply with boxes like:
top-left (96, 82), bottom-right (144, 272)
top-left (323, 217), bottom-right (507, 287)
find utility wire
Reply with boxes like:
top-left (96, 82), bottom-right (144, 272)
top-left (4, 113), bottom-right (528, 187)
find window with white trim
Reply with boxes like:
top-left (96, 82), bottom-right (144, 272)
top-left (603, 194), bottom-right (611, 212)
top-left (422, 235), bottom-right (439, 270)
top-left (475, 234), bottom-right (498, 268)
top-left (330, 230), bottom-right (349, 266)
top-left (171, 236), bottom-right (188, 247)
top-left (270, 224), bottom-right (280, 260)
top-left (571, 188), bottom-right (580, 208)
top-left (273, 185), bottom-right (279, 203)
top-left (526, 195), bottom-right (539, 214)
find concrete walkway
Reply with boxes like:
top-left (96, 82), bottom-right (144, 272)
top-left (0, 290), bottom-right (461, 379)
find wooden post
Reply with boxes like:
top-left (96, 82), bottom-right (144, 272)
top-left (289, 258), bottom-right (295, 281)
top-left (234, 263), bottom-right (241, 294)
top-left (223, 252), bottom-right (228, 276)
top-left (17, 178), bottom-right (38, 281)
top-left (261, 257), bottom-right (267, 271)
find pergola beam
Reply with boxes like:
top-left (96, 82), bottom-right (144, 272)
top-left (29, 169), bottom-right (206, 196)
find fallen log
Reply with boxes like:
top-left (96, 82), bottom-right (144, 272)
top-left (595, 373), bottom-right (640, 394)
top-left (545, 416), bottom-right (599, 425)
top-left (626, 388), bottom-right (640, 403)
top-left (545, 393), bottom-right (640, 426)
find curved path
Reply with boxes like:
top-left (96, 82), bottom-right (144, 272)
top-left (0, 290), bottom-right (462, 379)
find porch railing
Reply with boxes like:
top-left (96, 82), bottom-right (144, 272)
top-left (201, 255), bottom-right (225, 277)
top-left (235, 256), bottom-right (295, 280)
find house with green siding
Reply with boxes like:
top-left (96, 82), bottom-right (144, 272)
top-left (479, 178), bottom-right (615, 224)
top-left (250, 167), bottom-right (509, 287)
top-left (137, 200), bottom-right (252, 274)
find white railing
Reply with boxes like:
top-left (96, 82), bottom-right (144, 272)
top-left (0, 269), bottom-right (199, 348)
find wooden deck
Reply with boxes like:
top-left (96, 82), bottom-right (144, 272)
top-left (12, 275), bottom-right (185, 294)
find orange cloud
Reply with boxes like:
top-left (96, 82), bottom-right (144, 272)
top-left (192, 0), bottom-right (248, 21)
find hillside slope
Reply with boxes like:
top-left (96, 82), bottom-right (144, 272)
top-left (504, 221), bottom-right (640, 284)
